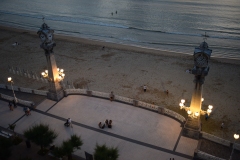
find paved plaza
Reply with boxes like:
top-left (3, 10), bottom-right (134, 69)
top-left (0, 94), bottom-right (198, 160)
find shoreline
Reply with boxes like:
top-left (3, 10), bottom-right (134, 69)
top-left (1, 25), bottom-right (239, 65)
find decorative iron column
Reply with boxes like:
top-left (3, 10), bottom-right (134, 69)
top-left (183, 40), bottom-right (212, 139)
top-left (37, 23), bottom-right (64, 101)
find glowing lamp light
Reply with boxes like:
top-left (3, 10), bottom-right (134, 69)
top-left (8, 77), bottom-right (12, 82)
top-left (181, 99), bottom-right (185, 104)
top-left (179, 103), bottom-right (183, 107)
top-left (202, 98), bottom-right (204, 102)
top-left (195, 112), bottom-right (199, 117)
top-left (62, 73), bottom-right (65, 77)
top-left (60, 69), bottom-right (64, 73)
top-left (187, 110), bottom-right (192, 115)
top-left (234, 134), bottom-right (239, 140)
top-left (208, 105), bottom-right (213, 110)
top-left (57, 68), bottom-right (60, 72)
top-left (207, 109), bottom-right (212, 114)
top-left (45, 70), bottom-right (48, 73)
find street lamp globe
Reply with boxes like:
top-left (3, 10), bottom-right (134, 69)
top-left (181, 99), bottom-right (185, 104)
top-left (207, 109), bottom-right (212, 114)
top-left (208, 105), bottom-right (213, 110)
top-left (195, 112), bottom-right (199, 117)
top-left (234, 134), bottom-right (239, 140)
top-left (8, 77), bottom-right (12, 82)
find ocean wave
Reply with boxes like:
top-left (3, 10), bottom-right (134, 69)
top-left (1, 10), bottom-right (240, 42)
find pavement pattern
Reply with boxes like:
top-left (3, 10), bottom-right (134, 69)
top-left (0, 94), bottom-right (198, 160)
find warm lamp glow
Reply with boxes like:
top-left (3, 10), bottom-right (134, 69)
top-left (179, 103), bottom-right (183, 107)
top-left (8, 77), bottom-right (12, 82)
top-left (181, 99), bottom-right (185, 104)
top-left (208, 105), bottom-right (213, 110)
top-left (60, 69), bottom-right (64, 73)
top-left (195, 112), bottom-right (199, 117)
top-left (62, 73), bottom-right (65, 77)
top-left (57, 68), bottom-right (60, 72)
top-left (45, 70), bottom-right (48, 73)
top-left (202, 98), bottom-right (204, 102)
top-left (187, 110), bottom-right (192, 115)
top-left (234, 134), bottom-right (239, 140)
top-left (207, 109), bottom-right (212, 114)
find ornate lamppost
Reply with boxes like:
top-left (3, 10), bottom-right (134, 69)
top-left (183, 37), bottom-right (212, 139)
top-left (7, 77), bottom-right (17, 102)
top-left (37, 22), bottom-right (64, 101)
top-left (229, 134), bottom-right (239, 160)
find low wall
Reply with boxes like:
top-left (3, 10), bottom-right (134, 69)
top-left (201, 132), bottom-right (231, 147)
top-left (0, 84), bottom-right (48, 96)
top-left (0, 93), bottom-right (34, 107)
top-left (195, 150), bottom-right (226, 160)
top-left (64, 89), bottom-right (186, 124)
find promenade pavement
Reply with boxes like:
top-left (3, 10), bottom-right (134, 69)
top-left (0, 94), bottom-right (198, 160)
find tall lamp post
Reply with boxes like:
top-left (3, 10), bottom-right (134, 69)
top-left (229, 134), bottom-right (239, 160)
top-left (7, 77), bottom-right (17, 102)
top-left (37, 22), bottom-right (64, 101)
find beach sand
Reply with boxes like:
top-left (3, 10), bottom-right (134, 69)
top-left (0, 26), bottom-right (240, 140)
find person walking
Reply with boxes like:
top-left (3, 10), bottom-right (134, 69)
top-left (143, 85), bottom-right (147, 92)
top-left (68, 118), bottom-right (73, 128)
top-left (109, 91), bottom-right (114, 101)
top-left (12, 100), bottom-right (17, 108)
top-left (8, 102), bottom-right (13, 111)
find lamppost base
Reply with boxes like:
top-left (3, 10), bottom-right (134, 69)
top-left (182, 116), bottom-right (201, 140)
top-left (47, 89), bottom-right (64, 101)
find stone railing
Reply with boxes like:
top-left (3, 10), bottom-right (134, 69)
top-left (65, 89), bottom-right (87, 95)
top-left (92, 91), bottom-right (109, 98)
top-left (196, 150), bottom-right (225, 160)
top-left (138, 101), bottom-right (158, 111)
top-left (0, 93), bottom-right (34, 107)
top-left (164, 108), bottom-right (186, 123)
top-left (114, 95), bottom-right (134, 104)
top-left (234, 143), bottom-right (240, 151)
top-left (33, 89), bottom-right (48, 96)
top-left (201, 132), bottom-right (231, 147)
top-left (6, 85), bottom-right (19, 91)
top-left (19, 87), bottom-right (33, 93)
top-left (0, 84), bottom-right (48, 97)
top-left (0, 84), bottom-right (6, 89)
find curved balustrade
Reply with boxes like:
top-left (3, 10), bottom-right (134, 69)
top-left (91, 91), bottom-right (109, 98)
top-left (17, 99), bottom-right (35, 107)
top-left (65, 89), bottom-right (87, 95)
top-left (19, 87), bottom-right (33, 93)
top-left (196, 150), bottom-right (225, 160)
top-left (0, 84), bottom-right (6, 89)
top-left (7, 85), bottom-right (19, 91)
top-left (164, 108), bottom-right (186, 123)
top-left (138, 101), bottom-right (158, 111)
top-left (114, 95), bottom-right (133, 104)
top-left (0, 93), bottom-right (34, 107)
top-left (201, 132), bottom-right (231, 147)
top-left (0, 94), bottom-right (13, 101)
top-left (33, 89), bottom-right (48, 96)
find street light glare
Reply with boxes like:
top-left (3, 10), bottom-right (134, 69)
top-left (187, 110), bottom-right (192, 115)
top-left (181, 99), bottom-right (185, 103)
top-left (234, 134), bottom-right (239, 140)
top-left (208, 105), bottom-right (213, 110)
top-left (8, 77), bottom-right (12, 82)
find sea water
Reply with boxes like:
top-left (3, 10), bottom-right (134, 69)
top-left (0, 0), bottom-right (239, 59)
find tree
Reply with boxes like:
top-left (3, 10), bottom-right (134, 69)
top-left (94, 144), bottom-right (119, 160)
top-left (23, 123), bottom-right (57, 155)
top-left (0, 136), bottom-right (12, 159)
top-left (53, 134), bottom-right (83, 160)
